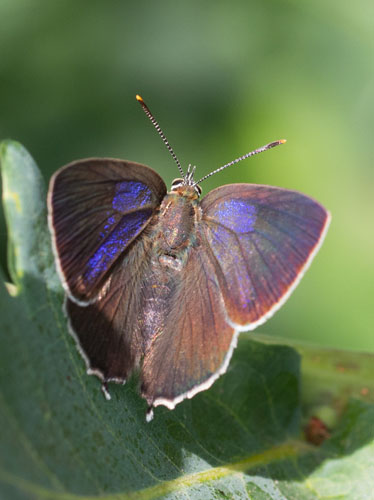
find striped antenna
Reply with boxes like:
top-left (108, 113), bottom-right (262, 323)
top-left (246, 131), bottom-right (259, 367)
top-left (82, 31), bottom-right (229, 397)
top-left (194, 139), bottom-right (287, 186)
top-left (136, 95), bottom-right (184, 177)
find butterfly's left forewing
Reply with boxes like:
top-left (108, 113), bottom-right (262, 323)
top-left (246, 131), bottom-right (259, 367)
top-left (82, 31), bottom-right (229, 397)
top-left (48, 158), bottom-right (166, 303)
top-left (201, 184), bottom-right (330, 328)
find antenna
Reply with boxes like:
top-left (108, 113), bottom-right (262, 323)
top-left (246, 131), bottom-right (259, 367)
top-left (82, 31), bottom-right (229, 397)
top-left (194, 139), bottom-right (286, 186)
top-left (136, 95), bottom-right (184, 177)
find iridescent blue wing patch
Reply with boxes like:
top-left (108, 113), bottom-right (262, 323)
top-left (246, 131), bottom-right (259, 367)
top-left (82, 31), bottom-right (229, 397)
top-left (201, 184), bottom-right (330, 328)
top-left (48, 159), bottom-right (166, 303)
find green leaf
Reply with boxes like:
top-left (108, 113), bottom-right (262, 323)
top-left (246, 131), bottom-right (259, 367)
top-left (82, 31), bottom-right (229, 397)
top-left (0, 140), bottom-right (373, 500)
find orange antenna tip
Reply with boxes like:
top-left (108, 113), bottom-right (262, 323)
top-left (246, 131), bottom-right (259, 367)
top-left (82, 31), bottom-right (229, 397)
top-left (279, 139), bottom-right (287, 144)
top-left (136, 94), bottom-right (144, 102)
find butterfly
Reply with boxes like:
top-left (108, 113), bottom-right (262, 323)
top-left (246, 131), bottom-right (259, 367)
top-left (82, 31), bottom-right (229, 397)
top-left (48, 95), bottom-right (330, 421)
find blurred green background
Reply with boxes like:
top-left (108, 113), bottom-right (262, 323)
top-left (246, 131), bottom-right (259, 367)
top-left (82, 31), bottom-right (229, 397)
top-left (0, 0), bottom-right (373, 351)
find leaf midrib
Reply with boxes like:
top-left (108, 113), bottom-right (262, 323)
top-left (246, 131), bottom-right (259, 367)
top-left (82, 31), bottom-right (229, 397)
top-left (0, 440), bottom-right (314, 500)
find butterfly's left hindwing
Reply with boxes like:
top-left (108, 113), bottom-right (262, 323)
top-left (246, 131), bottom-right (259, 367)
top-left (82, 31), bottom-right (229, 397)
top-left (66, 234), bottom-right (153, 383)
top-left (48, 158), bottom-right (166, 303)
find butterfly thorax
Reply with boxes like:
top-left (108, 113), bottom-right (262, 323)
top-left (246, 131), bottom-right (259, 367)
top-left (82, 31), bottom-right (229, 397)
top-left (154, 187), bottom-right (200, 263)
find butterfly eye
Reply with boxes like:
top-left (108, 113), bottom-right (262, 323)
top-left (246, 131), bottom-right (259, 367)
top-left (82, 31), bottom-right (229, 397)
top-left (171, 178), bottom-right (185, 191)
top-left (170, 178), bottom-right (202, 197)
top-left (194, 184), bottom-right (202, 197)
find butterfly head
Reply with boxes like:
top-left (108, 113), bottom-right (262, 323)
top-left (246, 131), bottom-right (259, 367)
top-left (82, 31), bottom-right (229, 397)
top-left (170, 164), bottom-right (202, 198)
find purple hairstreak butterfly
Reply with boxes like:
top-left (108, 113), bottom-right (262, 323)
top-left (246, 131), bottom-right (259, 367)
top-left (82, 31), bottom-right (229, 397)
top-left (48, 95), bottom-right (330, 421)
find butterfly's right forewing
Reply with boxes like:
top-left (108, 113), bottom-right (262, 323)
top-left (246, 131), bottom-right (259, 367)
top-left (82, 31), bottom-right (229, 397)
top-left (201, 184), bottom-right (330, 329)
